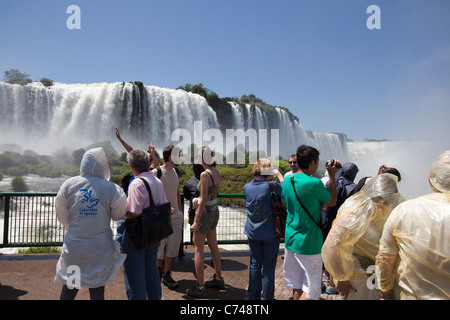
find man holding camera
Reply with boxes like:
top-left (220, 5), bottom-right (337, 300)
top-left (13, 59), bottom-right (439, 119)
top-left (281, 145), bottom-right (340, 300)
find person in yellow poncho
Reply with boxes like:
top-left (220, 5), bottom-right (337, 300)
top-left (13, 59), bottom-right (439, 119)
top-left (376, 150), bottom-right (450, 300)
top-left (321, 173), bottom-right (405, 300)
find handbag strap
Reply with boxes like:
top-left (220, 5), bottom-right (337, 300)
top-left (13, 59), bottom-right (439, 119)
top-left (290, 174), bottom-right (322, 229)
top-left (139, 178), bottom-right (155, 207)
top-left (268, 180), bottom-right (277, 216)
top-left (205, 170), bottom-right (215, 186)
top-left (268, 180), bottom-right (275, 194)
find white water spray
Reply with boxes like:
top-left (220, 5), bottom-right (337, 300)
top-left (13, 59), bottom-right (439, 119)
top-left (0, 81), bottom-right (348, 161)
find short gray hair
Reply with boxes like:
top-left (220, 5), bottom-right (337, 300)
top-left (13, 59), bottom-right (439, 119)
top-left (127, 149), bottom-right (150, 174)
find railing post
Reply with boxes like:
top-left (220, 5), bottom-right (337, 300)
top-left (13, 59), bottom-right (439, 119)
top-left (1, 194), bottom-right (10, 247)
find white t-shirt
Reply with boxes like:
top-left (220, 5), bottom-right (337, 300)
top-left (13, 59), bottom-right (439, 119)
top-left (284, 170), bottom-right (293, 178)
top-left (152, 166), bottom-right (180, 213)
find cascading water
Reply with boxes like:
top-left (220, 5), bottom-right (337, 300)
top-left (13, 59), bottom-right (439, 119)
top-left (0, 81), bottom-right (448, 200)
top-left (0, 82), bottom-right (220, 154)
top-left (229, 102), bottom-right (245, 128)
top-left (0, 81), bottom-right (348, 161)
top-left (306, 131), bottom-right (349, 162)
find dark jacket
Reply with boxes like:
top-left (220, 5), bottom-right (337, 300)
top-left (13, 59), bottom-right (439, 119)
top-left (323, 162), bottom-right (359, 238)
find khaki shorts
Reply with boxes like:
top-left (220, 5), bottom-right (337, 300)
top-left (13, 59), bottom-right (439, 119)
top-left (157, 210), bottom-right (183, 259)
top-left (195, 206), bottom-right (219, 234)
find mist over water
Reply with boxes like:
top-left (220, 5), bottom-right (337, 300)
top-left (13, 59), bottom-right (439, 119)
top-left (0, 81), bottom-right (348, 161)
top-left (0, 82), bottom-right (219, 155)
top-left (0, 174), bottom-right (69, 193)
top-left (347, 140), bottom-right (448, 199)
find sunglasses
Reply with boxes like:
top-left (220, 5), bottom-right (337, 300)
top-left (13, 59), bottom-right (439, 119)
top-left (289, 161), bottom-right (297, 164)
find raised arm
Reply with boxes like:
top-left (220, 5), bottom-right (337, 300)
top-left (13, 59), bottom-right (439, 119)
top-left (148, 141), bottom-right (160, 168)
top-left (115, 127), bottom-right (134, 153)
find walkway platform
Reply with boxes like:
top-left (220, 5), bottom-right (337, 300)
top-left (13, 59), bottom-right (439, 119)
top-left (0, 246), bottom-right (341, 301)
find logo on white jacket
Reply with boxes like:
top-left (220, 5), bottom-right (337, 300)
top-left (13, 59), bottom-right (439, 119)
top-left (78, 189), bottom-right (99, 216)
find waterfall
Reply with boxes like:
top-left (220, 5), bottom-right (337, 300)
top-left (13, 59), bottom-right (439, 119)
top-left (229, 102), bottom-right (244, 128)
top-left (221, 102), bottom-right (347, 161)
top-left (2, 81), bottom-right (446, 199)
top-left (0, 81), bottom-right (348, 161)
top-left (0, 82), bottom-right (219, 154)
top-left (274, 108), bottom-right (311, 159)
top-left (306, 131), bottom-right (349, 162)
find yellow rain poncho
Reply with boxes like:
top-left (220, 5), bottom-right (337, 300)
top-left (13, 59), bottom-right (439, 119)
top-left (376, 150), bottom-right (450, 300)
top-left (322, 173), bottom-right (405, 299)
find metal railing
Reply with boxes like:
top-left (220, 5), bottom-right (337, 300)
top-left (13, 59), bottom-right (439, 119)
top-left (0, 193), bottom-right (61, 247)
top-left (0, 192), bottom-right (251, 248)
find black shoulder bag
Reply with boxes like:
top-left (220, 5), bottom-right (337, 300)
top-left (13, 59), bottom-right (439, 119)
top-left (290, 175), bottom-right (327, 230)
top-left (268, 180), bottom-right (287, 238)
top-left (124, 178), bottom-right (173, 250)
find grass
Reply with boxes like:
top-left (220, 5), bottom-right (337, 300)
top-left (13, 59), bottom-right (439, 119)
top-left (17, 247), bottom-right (61, 254)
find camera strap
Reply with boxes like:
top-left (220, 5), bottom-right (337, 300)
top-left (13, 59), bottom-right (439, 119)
top-left (290, 175), bottom-right (323, 230)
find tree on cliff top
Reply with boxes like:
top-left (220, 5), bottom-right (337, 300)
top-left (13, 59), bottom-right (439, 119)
top-left (177, 83), bottom-right (220, 104)
top-left (3, 69), bottom-right (32, 85)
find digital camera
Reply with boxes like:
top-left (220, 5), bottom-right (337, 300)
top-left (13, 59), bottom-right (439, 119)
top-left (326, 159), bottom-right (342, 169)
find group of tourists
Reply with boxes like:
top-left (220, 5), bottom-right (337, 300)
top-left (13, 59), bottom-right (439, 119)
top-left (54, 129), bottom-right (224, 300)
top-left (244, 146), bottom-right (449, 301)
top-left (53, 129), bottom-right (450, 300)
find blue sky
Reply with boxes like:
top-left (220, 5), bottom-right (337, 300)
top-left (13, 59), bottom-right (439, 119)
top-left (1, 0), bottom-right (449, 141)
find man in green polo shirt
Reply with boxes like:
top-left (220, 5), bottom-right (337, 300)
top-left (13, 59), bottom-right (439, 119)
top-left (281, 145), bottom-right (340, 300)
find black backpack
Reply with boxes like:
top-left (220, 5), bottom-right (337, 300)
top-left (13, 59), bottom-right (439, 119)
top-left (324, 177), bottom-right (356, 223)
top-left (121, 172), bottom-right (134, 195)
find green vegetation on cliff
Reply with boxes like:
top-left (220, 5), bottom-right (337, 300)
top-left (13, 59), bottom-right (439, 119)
top-left (0, 142), bottom-right (298, 207)
top-left (1, 141), bottom-right (327, 208)
top-left (177, 83), bottom-right (299, 123)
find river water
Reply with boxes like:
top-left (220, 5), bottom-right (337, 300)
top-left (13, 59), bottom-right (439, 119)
top-left (0, 174), bottom-right (69, 193)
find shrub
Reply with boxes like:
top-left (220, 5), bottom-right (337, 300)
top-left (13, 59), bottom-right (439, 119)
top-left (19, 154), bottom-right (40, 165)
top-left (110, 175), bottom-right (123, 186)
top-left (61, 165), bottom-right (79, 176)
top-left (11, 176), bottom-right (29, 192)
top-left (7, 166), bottom-right (27, 176)
top-left (36, 166), bottom-right (62, 178)
top-left (0, 154), bottom-right (18, 169)
top-left (72, 148), bottom-right (85, 166)
top-left (40, 78), bottom-right (54, 87)
top-left (18, 247), bottom-right (60, 254)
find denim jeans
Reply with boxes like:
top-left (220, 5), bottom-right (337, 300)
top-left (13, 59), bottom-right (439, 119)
top-left (247, 237), bottom-right (280, 300)
top-left (116, 219), bottom-right (161, 300)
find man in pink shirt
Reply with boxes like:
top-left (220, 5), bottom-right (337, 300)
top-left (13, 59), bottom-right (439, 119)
top-left (126, 172), bottom-right (167, 216)
top-left (117, 149), bottom-right (168, 300)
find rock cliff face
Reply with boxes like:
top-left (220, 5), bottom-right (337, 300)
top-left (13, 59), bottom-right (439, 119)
top-left (0, 81), bottom-right (348, 160)
top-left (208, 97), bottom-right (348, 161)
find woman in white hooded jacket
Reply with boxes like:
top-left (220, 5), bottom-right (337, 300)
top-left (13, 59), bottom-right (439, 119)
top-left (54, 148), bottom-right (127, 300)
